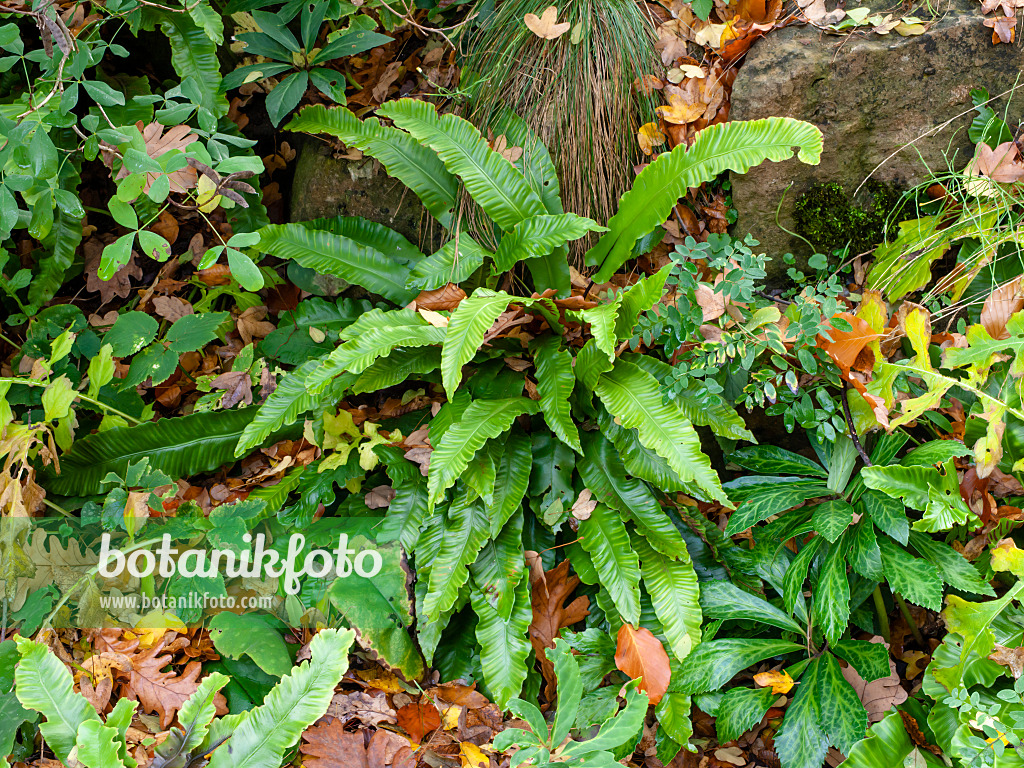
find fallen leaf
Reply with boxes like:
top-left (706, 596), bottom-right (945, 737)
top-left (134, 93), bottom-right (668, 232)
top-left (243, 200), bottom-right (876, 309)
top-left (695, 283), bottom-right (725, 321)
top-left (524, 6), bottom-right (571, 39)
top-left (301, 721), bottom-right (416, 768)
top-left (982, 276), bottom-right (1024, 339)
top-left (326, 690), bottom-right (397, 726)
top-left (990, 645), bottom-right (1024, 678)
top-left (614, 623), bottom-right (671, 705)
top-left (976, 141), bottom-right (1024, 182)
top-left (817, 312), bottom-right (879, 375)
top-left (365, 485), bottom-right (395, 509)
top-left (492, 134), bottom-right (524, 163)
top-left (396, 699), bottom-right (442, 741)
top-left (124, 638), bottom-right (203, 728)
top-left (416, 284), bottom-right (466, 311)
top-left (715, 746), bottom-right (747, 766)
top-left (104, 121), bottom-right (199, 194)
top-left (753, 669), bottom-right (795, 694)
top-left (638, 122), bottom-right (667, 155)
top-left (85, 240), bottom-right (142, 305)
top-left (236, 305), bottom-right (276, 345)
top-left (983, 14), bottom-right (1016, 43)
top-left (528, 557), bottom-right (590, 698)
top-left (210, 370), bottom-right (253, 408)
top-left (840, 636), bottom-right (907, 722)
top-left (570, 488), bottom-right (597, 520)
top-left (152, 296), bottom-right (193, 323)
top-left (460, 742), bottom-right (489, 768)
top-left (900, 650), bottom-right (931, 679)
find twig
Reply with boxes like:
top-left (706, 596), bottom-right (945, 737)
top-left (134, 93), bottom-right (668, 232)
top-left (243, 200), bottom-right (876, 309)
top-left (840, 380), bottom-right (872, 466)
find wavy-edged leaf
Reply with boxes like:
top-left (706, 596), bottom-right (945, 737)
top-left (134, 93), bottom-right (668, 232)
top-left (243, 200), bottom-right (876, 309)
top-left (352, 346), bottom-right (441, 394)
top-left (428, 397), bottom-right (538, 509)
top-left (597, 409), bottom-right (687, 494)
top-left (307, 308), bottom-right (446, 390)
top-left (595, 360), bottom-right (727, 504)
top-left (814, 537), bottom-right (851, 646)
top-left (488, 428), bottom-right (532, 537)
top-left (533, 335), bottom-right (580, 452)
top-left (723, 479), bottom-right (831, 536)
top-left (469, 510), bottom-right (525, 619)
top-left (634, 535), bottom-right (701, 664)
top-left (74, 721), bottom-right (127, 768)
top-left (206, 629), bottom-right (354, 768)
top-left (424, 493), bottom-right (490, 619)
top-left (728, 445), bottom-right (827, 478)
top-left (775, 658), bottom-right (829, 768)
top-left (577, 504), bottom-right (641, 624)
top-left (878, 536), bottom-right (942, 611)
top-left (579, 432), bottom-right (688, 559)
top-left (285, 104), bottom-right (458, 226)
top-left (377, 99), bottom-right (546, 230)
top-left (488, 108), bottom-right (562, 215)
top-left (153, 672), bottom-right (229, 767)
top-left (492, 214), bottom-right (604, 272)
top-left (587, 118), bottom-right (822, 282)
top-left (441, 289), bottom-right (516, 395)
top-left (236, 360), bottom-right (352, 456)
top-left (715, 687), bottom-right (776, 745)
top-left (700, 579), bottom-right (804, 635)
top-left (406, 236), bottom-right (490, 291)
top-left (155, 11), bottom-right (228, 117)
top-left (614, 265), bottom-right (671, 340)
top-left (379, 475), bottom-right (429, 552)
top-left (842, 712), bottom-right (914, 768)
top-left (257, 217), bottom-right (420, 304)
top-left (562, 681), bottom-right (648, 757)
top-left (908, 531), bottom-right (994, 596)
top-left (670, 638), bottom-right (804, 695)
top-left (13, 636), bottom-right (99, 763)
top-left (574, 338), bottom-right (616, 392)
top-left (43, 408), bottom-right (273, 496)
top-left (549, 638), bottom-right (583, 746)
top-left (581, 296), bottom-right (622, 362)
top-left (817, 651), bottom-right (868, 754)
top-left (470, 565), bottom-right (532, 709)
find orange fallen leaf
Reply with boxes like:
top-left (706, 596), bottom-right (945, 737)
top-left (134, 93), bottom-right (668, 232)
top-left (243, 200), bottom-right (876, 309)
top-left (753, 669), bottom-right (795, 694)
top-left (396, 699), bottom-right (441, 742)
top-left (614, 624), bottom-right (670, 705)
top-left (981, 276), bottom-right (1023, 339)
top-left (817, 312), bottom-right (879, 375)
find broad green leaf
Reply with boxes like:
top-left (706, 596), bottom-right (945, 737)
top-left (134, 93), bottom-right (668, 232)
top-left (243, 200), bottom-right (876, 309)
top-left (634, 536), bottom-right (701, 663)
top-left (407, 236), bottom-right (490, 290)
top-left (549, 639), bottom-right (583, 747)
top-left (206, 628), bottom-right (355, 767)
top-left (428, 398), bottom-right (539, 509)
top-left (578, 504), bottom-right (641, 624)
top-left (934, 587), bottom-right (1024, 692)
top-left (257, 218), bottom-right (421, 304)
top-left (378, 99), bottom-right (546, 231)
top-left (28, 209), bottom-right (83, 313)
top-left (878, 537), bottom-right (943, 611)
top-left (847, 518), bottom-right (883, 582)
top-left (670, 639), bottom-right (804, 695)
top-left (328, 562), bottom-right (424, 679)
top-left (105, 311), bottom-right (159, 357)
top-left (580, 295), bottom-right (622, 362)
top-left (700, 579), bottom-right (804, 635)
top-left (831, 639), bottom-right (891, 683)
top-left (817, 651), bottom-right (868, 754)
top-left (153, 672), bottom-right (229, 766)
top-left (470, 572), bottom-right (532, 710)
top-left (208, 612), bottom-right (292, 677)
top-left (285, 105), bottom-right (458, 227)
top-left (614, 265), bottom-right (672, 341)
top-left (562, 682), bottom-right (648, 756)
top-left (73, 721), bottom-right (127, 768)
top-left (488, 429), bottom-right (532, 537)
top-left (587, 118), bottom-right (822, 282)
top-left (424, 493), bottom-right (490, 619)
top-left (157, 11), bottom-right (227, 117)
top-left (533, 336), bottom-right (580, 452)
top-left (42, 408), bottom-right (270, 496)
top-left (597, 409), bottom-right (687, 493)
top-left (492, 213), bottom-right (604, 272)
top-left (579, 433), bottom-right (688, 559)
top-left (715, 686), bottom-right (775, 744)
top-left (862, 460), bottom-right (972, 532)
top-left (442, 289), bottom-right (516, 395)
top-left (908, 531), bottom-right (993, 596)
top-left (166, 312), bottom-right (229, 354)
top-left (469, 510), bottom-right (525, 619)
top-left (723, 480), bottom-right (831, 536)
top-left (378, 475), bottom-right (429, 552)
top-left (13, 636), bottom-right (99, 763)
top-left (85, 343), bottom-right (114, 400)
top-left (729, 445), bottom-right (827, 479)
top-left (814, 536), bottom-right (851, 646)
top-left (860, 489), bottom-right (909, 545)
top-left (811, 499), bottom-right (855, 543)
top-left (774, 658), bottom-right (829, 768)
top-left (842, 712), bottom-right (914, 768)
top-left (595, 360), bottom-right (727, 504)
top-left (574, 338), bottom-right (615, 392)
top-left (265, 71), bottom-right (308, 127)
top-left (353, 346), bottom-right (442, 394)
top-left (783, 535), bottom-right (823, 616)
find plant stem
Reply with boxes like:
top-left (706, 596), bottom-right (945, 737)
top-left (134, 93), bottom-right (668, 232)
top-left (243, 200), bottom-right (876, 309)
top-left (872, 586), bottom-right (891, 644)
top-left (139, 573), bottom-right (155, 599)
top-left (840, 381), bottom-right (872, 466)
top-left (895, 593), bottom-right (925, 647)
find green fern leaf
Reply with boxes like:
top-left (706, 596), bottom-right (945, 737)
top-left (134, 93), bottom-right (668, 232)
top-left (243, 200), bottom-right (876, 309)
top-left (207, 629), bottom-right (354, 768)
top-left (74, 722), bottom-right (127, 768)
top-left (406, 236), bottom-right (491, 290)
top-left (492, 214), bottom-right (604, 272)
top-left (595, 360), bottom-right (728, 504)
top-left (285, 105), bottom-right (458, 226)
top-left (427, 397), bottom-right (540, 509)
top-left (577, 504), bottom-right (641, 625)
top-left (533, 336), bottom-right (581, 452)
top-left (353, 346), bottom-right (442, 394)
top-left (597, 410), bottom-right (687, 494)
top-left (441, 289), bottom-right (516, 395)
top-left (470, 572), bottom-right (532, 709)
top-left (377, 99), bottom-right (546, 231)
top-left (580, 296), bottom-right (622, 362)
top-left (586, 118), bottom-right (822, 282)
top-left (28, 208), bottom-right (83, 313)
top-left (257, 217), bottom-right (420, 304)
top-left (634, 536), bottom-right (701, 664)
top-left (488, 428), bottom-right (533, 537)
top-left (13, 636), bottom-right (99, 763)
top-left (424, 493), bottom-right (491, 620)
top-left (469, 510), bottom-right (525, 620)
top-left (614, 265), bottom-right (671, 340)
top-left (155, 11), bottom-right (228, 117)
top-left (574, 338), bottom-right (615, 392)
top-left (487, 108), bottom-right (563, 214)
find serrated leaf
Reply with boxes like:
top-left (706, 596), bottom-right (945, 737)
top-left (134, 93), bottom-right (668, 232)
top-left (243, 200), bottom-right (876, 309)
top-left (701, 579), bottom-right (804, 635)
top-left (907, 531), bottom-right (994, 596)
top-left (715, 686), bottom-right (776, 744)
top-left (729, 446), bottom-right (828, 478)
top-left (817, 651), bottom-right (868, 754)
top-left (878, 537), bottom-right (942, 611)
top-left (812, 499), bottom-right (855, 543)
top-left (578, 504), bottom-right (641, 624)
top-left (533, 335), bottom-right (580, 452)
top-left (831, 639), bottom-right (891, 683)
top-left (860, 489), bottom-right (909, 545)
top-left (670, 639), bottom-right (804, 695)
top-left (442, 289), bottom-right (516, 395)
top-left (813, 537), bottom-right (851, 646)
top-left (783, 535), bottom-right (823, 616)
top-left (774, 658), bottom-right (829, 768)
top-left (847, 519), bottom-right (883, 582)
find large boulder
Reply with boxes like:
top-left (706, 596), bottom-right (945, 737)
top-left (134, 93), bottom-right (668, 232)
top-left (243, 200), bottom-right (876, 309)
top-left (729, 0), bottom-right (1023, 272)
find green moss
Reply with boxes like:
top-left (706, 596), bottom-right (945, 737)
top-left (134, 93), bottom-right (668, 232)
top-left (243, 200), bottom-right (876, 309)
top-left (793, 181), bottom-right (900, 256)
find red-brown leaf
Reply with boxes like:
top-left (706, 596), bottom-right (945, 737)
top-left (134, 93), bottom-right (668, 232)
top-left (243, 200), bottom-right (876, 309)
top-left (396, 699), bottom-right (441, 741)
top-left (613, 624), bottom-right (671, 705)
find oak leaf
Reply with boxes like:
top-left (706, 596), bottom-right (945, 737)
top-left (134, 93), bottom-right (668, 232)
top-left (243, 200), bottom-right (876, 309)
top-left (301, 721), bottom-right (416, 768)
top-left (614, 624), bottom-right (671, 705)
top-left (524, 6), bottom-right (571, 39)
top-left (124, 638), bottom-right (204, 728)
top-left (326, 691), bottom-right (398, 726)
top-left (84, 239), bottom-right (142, 305)
top-left (528, 556), bottom-right (590, 697)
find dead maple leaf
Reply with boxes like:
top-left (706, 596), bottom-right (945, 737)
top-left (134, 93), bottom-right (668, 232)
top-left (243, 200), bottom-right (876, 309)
top-left (396, 699), bottom-right (442, 741)
top-left (981, 277), bottom-right (1024, 339)
top-left (104, 121), bottom-right (199, 193)
top-left (301, 722), bottom-right (416, 768)
top-left (614, 624), bottom-right (671, 705)
top-left (152, 296), bottom-right (193, 323)
top-left (528, 556), bottom-right (590, 698)
top-left (840, 637), bottom-right (907, 722)
top-left (524, 5), bottom-right (571, 39)
top-left (638, 122), bottom-right (667, 155)
top-left (210, 370), bottom-right (253, 409)
top-left (416, 284), bottom-right (466, 311)
top-left (326, 690), bottom-right (398, 726)
top-left (658, 87), bottom-right (705, 125)
top-left (365, 485), bottom-right (395, 509)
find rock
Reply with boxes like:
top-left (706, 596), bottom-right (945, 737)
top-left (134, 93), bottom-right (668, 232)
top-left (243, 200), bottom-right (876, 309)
top-left (289, 138), bottom-right (437, 248)
top-left (729, 0), bottom-right (1023, 276)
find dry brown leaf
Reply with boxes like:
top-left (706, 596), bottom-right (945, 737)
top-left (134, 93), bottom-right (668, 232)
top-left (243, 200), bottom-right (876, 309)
top-left (236, 305), bottom-right (276, 346)
top-left (105, 121), bottom-right (199, 193)
top-left (695, 283), bottom-right (725, 321)
top-left (84, 240), bottom-right (142, 305)
top-left (528, 557), bottom-right (590, 698)
top-left (492, 135), bottom-right (524, 163)
top-left (124, 639), bottom-right (204, 728)
top-left (614, 624), bottom-right (671, 705)
top-left (364, 485), bottom-right (395, 509)
top-left (210, 370), bottom-right (253, 409)
top-left (524, 5), bottom-right (571, 38)
top-left (817, 312), bottom-right (879, 375)
top-left (152, 296), bottom-right (194, 323)
top-left (301, 722), bottom-right (416, 768)
top-left (981, 276), bottom-right (1024, 339)
top-left (990, 644), bottom-right (1024, 678)
top-left (396, 699), bottom-right (442, 741)
top-left (840, 637), bottom-right (907, 722)
top-left (416, 284), bottom-right (466, 311)
top-left (982, 14), bottom-right (1016, 43)
top-left (326, 690), bottom-right (398, 726)
top-left (977, 141), bottom-right (1024, 181)
top-left (570, 488), bottom-right (597, 520)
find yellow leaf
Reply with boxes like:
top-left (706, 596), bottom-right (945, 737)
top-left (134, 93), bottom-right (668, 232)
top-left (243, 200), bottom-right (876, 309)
top-left (460, 742), bottom-right (489, 768)
top-left (196, 174), bottom-right (222, 214)
top-left (442, 703), bottom-right (463, 730)
top-left (991, 538), bottom-right (1024, 579)
top-left (894, 20), bottom-right (926, 35)
top-left (753, 669), bottom-right (795, 694)
top-left (637, 122), bottom-right (666, 155)
top-left (657, 92), bottom-right (704, 125)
